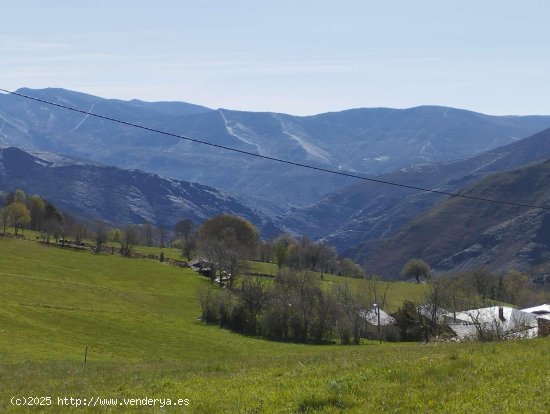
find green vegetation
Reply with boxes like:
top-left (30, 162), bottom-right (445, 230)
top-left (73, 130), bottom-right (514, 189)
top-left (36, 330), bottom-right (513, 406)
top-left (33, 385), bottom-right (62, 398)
top-left (0, 237), bottom-right (308, 363)
top-left (1, 237), bottom-right (548, 413)
top-left (246, 260), bottom-right (425, 315)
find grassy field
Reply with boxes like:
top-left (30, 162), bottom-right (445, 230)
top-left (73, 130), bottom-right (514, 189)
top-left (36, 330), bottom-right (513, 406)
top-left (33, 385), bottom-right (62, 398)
top-left (1, 237), bottom-right (549, 413)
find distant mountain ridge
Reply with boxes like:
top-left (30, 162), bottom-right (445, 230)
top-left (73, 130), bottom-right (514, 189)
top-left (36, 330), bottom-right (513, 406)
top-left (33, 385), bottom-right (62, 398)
top-left (351, 157), bottom-right (550, 278)
top-left (284, 127), bottom-right (550, 251)
top-left (0, 147), bottom-right (279, 236)
top-left (2, 88), bottom-right (550, 211)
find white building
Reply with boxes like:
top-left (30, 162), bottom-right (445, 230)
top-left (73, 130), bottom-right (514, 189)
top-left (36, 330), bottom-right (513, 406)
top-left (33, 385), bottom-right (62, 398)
top-left (521, 304), bottom-right (550, 336)
top-left (521, 304), bottom-right (550, 321)
top-left (358, 307), bottom-right (395, 326)
top-left (446, 306), bottom-right (538, 340)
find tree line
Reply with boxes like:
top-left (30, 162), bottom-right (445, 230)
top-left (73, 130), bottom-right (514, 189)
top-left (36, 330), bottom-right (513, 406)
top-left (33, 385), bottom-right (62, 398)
top-left (395, 259), bottom-right (546, 342)
top-left (179, 217), bottom-right (366, 281)
top-left (1, 190), bottom-right (366, 281)
top-left (1, 189), bottom-right (63, 237)
top-left (193, 215), bottom-right (386, 344)
top-left (199, 269), bottom-right (375, 344)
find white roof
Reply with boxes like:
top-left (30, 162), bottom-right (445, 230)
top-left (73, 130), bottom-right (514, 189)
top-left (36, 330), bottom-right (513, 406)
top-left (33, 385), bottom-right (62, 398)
top-left (359, 307), bottom-right (395, 326)
top-left (417, 304), bottom-right (450, 320)
top-left (447, 306), bottom-right (538, 339)
top-left (451, 306), bottom-right (516, 325)
top-left (521, 304), bottom-right (550, 314)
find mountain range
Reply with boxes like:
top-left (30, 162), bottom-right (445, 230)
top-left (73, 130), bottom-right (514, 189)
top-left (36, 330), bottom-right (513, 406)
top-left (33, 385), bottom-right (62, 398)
top-left (0, 147), bottom-right (279, 236)
top-left (286, 127), bottom-right (550, 251)
top-left (353, 157), bottom-right (550, 278)
top-left (2, 87), bottom-right (550, 279)
top-left (3, 88), bottom-right (550, 212)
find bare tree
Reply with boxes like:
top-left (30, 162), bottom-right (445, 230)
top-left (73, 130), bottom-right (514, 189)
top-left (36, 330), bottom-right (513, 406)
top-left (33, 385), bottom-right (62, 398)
top-left (174, 219), bottom-right (193, 241)
top-left (181, 233), bottom-right (196, 261)
top-left (1, 206), bottom-right (9, 235)
top-left (367, 275), bottom-right (390, 311)
top-left (28, 194), bottom-right (45, 231)
top-left (317, 242), bottom-right (337, 276)
top-left (122, 224), bottom-right (140, 256)
top-left (143, 222), bottom-right (155, 247)
top-left (72, 223), bottom-right (89, 245)
top-left (237, 276), bottom-right (269, 334)
top-left (158, 226), bottom-right (167, 248)
top-left (41, 201), bottom-right (64, 243)
top-left (94, 221), bottom-right (109, 252)
top-left (334, 282), bottom-right (368, 344)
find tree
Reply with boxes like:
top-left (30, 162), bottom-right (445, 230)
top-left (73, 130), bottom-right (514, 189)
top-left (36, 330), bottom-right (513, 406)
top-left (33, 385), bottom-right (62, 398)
top-left (338, 258), bottom-right (365, 278)
top-left (197, 215), bottom-right (259, 286)
top-left (394, 301), bottom-right (424, 341)
top-left (272, 233), bottom-right (293, 272)
top-left (367, 275), bottom-right (390, 311)
top-left (108, 228), bottom-right (121, 245)
top-left (158, 226), bottom-right (167, 249)
top-left (28, 195), bottom-right (45, 231)
top-left (235, 276), bottom-right (269, 334)
top-left (174, 219), bottom-right (193, 241)
top-left (7, 202), bottom-right (31, 235)
top-left (181, 233), bottom-right (196, 261)
top-left (503, 270), bottom-right (529, 306)
top-left (417, 277), bottom-right (454, 341)
top-left (72, 223), bottom-right (89, 245)
top-left (41, 201), bottom-right (64, 243)
top-left (334, 282), bottom-right (368, 344)
top-left (143, 222), bottom-right (155, 247)
top-left (401, 259), bottom-right (431, 283)
top-left (122, 224), bottom-right (140, 256)
top-left (14, 189), bottom-right (26, 204)
top-left (0, 206), bottom-right (9, 235)
top-left (468, 268), bottom-right (498, 303)
top-left (317, 242), bottom-right (337, 276)
top-left (94, 221), bottom-right (109, 252)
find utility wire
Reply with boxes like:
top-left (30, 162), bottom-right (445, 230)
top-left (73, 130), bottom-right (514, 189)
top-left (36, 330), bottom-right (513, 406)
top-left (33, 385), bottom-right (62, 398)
top-left (1, 87), bottom-right (549, 211)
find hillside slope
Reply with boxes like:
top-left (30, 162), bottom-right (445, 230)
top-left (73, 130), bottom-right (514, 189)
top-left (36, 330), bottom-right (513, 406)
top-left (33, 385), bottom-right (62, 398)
top-left (2, 88), bottom-right (550, 209)
top-left (0, 147), bottom-right (279, 236)
top-left (1, 238), bottom-right (549, 413)
top-left (285, 128), bottom-right (550, 250)
top-left (352, 158), bottom-right (550, 278)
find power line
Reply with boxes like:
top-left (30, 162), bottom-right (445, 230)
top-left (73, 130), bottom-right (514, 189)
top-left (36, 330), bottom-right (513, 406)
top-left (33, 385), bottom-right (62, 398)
top-left (1, 87), bottom-right (549, 211)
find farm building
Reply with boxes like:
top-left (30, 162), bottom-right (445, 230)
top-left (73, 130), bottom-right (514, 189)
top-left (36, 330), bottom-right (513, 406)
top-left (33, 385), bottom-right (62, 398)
top-left (521, 304), bottom-right (550, 336)
top-left (445, 306), bottom-right (538, 340)
top-left (359, 306), bottom-right (397, 340)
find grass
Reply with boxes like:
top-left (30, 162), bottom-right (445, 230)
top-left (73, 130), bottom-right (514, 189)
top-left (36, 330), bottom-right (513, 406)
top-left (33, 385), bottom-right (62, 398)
top-left (0, 238), bottom-right (320, 363)
top-left (245, 260), bottom-right (426, 312)
top-left (1, 236), bottom-right (549, 413)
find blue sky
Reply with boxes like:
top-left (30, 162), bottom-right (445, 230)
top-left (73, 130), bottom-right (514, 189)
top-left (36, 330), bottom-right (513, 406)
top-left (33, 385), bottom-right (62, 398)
top-left (2, 0), bottom-right (550, 115)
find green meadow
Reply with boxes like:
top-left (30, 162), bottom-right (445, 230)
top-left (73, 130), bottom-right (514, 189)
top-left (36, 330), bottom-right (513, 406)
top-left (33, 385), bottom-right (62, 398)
top-left (0, 237), bottom-right (548, 413)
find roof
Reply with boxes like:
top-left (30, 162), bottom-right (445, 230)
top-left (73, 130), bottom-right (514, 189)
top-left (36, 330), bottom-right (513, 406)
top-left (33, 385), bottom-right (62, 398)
top-left (359, 307), bottom-right (395, 326)
top-left (521, 304), bottom-right (550, 314)
top-left (446, 306), bottom-right (538, 339)
top-left (448, 306), bottom-right (537, 329)
top-left (450, 306), bottom-right (516, 325)
top-left (521, 304), bottom-right (550, 322)
top-left (417, 304), bottom-right (450, 321)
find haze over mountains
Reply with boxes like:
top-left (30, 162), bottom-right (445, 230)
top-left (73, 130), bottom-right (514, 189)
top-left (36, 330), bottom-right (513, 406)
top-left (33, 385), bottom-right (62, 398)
top-left (0, 147), bottom-right (279, 236)
top-left (288, 127), bottom-right (550, 251)
top-left (354, 157), bottom-right (550, 278)
top-left (2, 88), bottom-right (550, 212)
top-left (2, 87), bottom-right (550, 278)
